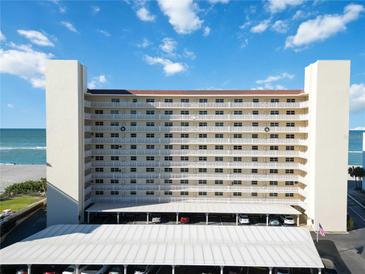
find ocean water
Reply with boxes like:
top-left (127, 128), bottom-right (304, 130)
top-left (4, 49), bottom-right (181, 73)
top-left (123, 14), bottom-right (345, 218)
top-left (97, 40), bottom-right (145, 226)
top-left (0, 129), bottom-right (46, 164)
top-left (0, 129), bottom-right (363, 165)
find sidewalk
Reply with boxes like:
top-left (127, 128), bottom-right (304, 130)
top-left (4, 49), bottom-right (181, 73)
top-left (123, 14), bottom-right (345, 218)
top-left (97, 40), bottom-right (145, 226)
top-left (348, 181), bottom-right (365, 207)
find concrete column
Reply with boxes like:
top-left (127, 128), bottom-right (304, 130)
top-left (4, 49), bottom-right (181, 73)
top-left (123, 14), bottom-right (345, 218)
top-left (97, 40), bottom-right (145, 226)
top-left (124, 265), bottom-right (127, 274)
top-left (266, 215), bottom-right (269, 226)
top-left (220, 266), bottom-right (224, 274)
top-left (75, 265), bottom-right (80, 274)
top-left (176, 213), bottom-right (179, 224)
top-left (269, 267), bottom-right (272, 274)
top-left (27, 264), bottom-right (31, 274)
top-left (236, 214), bottom-right (239, 225)
top-left (172, 265), bottom-right (175, 274)
top-left (297, 215), bottom-right (300, 226)
top-left (206, 213), bottom-right (209, 225)
top-left (87, 212), bottom-right (90, 224)
top-left (117, 213), bottom-right (120, 224)
top-left (318, 268), bottom-right (322, 274)
top-left (147, 213), bottom-right (149, 224)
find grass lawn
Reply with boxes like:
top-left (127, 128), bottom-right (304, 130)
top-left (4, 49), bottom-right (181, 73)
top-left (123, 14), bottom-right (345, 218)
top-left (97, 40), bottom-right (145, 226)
top-left (0, 195), bottom-right (43, 212)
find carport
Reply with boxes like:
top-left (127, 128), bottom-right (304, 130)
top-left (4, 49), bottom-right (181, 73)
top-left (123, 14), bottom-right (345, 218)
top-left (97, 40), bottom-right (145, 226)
top-left (85, 201), bottom-right (301, 225)
top-left (0, 224), bottom-right (324, 274)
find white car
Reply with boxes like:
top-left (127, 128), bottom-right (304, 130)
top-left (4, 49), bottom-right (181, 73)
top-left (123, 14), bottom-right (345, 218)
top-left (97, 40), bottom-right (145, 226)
top-left (282, 215), bottom-right (296, 226)
top-left (80, 265), bottom-right (109, 274)
top-left (63, 265), bottom-right (76, 274)
top-left (238, 214), bottom-right (250, 225)
top-left (107, 266), bottom-right (123, 274)
top-left (151, 216), bottom-right (161, 224)
top-left (269, 219), bottom-right (281, 226)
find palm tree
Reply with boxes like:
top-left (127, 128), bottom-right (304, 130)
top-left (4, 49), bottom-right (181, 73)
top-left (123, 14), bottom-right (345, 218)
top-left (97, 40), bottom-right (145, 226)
top-left (348, 166), bottom-right (356, 188)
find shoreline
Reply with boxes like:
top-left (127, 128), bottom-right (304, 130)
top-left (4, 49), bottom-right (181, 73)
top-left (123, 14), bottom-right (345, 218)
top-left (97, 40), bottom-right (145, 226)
top-left (0, 164), bottom-right (46, 193)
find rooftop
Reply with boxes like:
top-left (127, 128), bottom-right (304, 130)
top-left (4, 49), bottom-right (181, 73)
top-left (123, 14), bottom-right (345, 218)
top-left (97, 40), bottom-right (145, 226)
top-left (0, 224), bottom-right (323, 268)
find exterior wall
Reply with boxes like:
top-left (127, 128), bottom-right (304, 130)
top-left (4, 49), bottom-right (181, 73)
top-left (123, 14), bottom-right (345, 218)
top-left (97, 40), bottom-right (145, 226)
top-left (46, 60), bottom-right (86, 226)
top-left (305, 60), bottom-right (350, 232)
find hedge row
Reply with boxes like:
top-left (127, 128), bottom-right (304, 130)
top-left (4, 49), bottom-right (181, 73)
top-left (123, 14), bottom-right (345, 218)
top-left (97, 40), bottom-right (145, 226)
top-left (4, 178), bottom-right (46, 196)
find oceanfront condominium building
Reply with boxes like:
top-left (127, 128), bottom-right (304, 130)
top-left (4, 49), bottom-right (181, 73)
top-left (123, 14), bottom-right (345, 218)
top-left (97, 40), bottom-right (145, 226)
top-left (46, 60), bottom-right (350, 232)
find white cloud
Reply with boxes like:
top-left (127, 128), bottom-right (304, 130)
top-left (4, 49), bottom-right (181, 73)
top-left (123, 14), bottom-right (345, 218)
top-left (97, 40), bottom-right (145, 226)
top-left (17, 30), bottom-right (54, 47)
top-left (136, 7), bottom-right (155, 22)
top-left (183, 49), bottom-right (196, 60)
top-left (286, 3), bottom-right (364, 49)
top-left (208, 0), bottom-right (230, 4)
top-left (92, 6), bottom-right (100, 14)
top-left (88, 74), bottom-right (107, 89)
top-left (267, 0), bottom-right (304, 13)
top-left (144, 55), bottom-right (186, 75)
top-left (160, 37), bottom-right (177, 54)
top-left (272, 20), bottom-right (289, 33)
top-left (203, 26), bottom-right (211, 36)
top-left (137, 38), bottom-right (151, 48)
top-left (0, 43), bottom-right (53, 88)
top-left (352, 127), bottom-right (365, 130)
top-left (97, 29), bottom-right (111, 37)
top-left (292, 10), bottom-right (305, 20)
top-left (0, 31), bottom-right (6, 42)
top-left (7, 103), bottom-right (14, 108)
top-left (256, 72), bottom-right (294, 84)
top-left (61, 21), bottom-right (77, 32)
top-left (350, 83), bottom-right (365, 112)
top-left (157, 0), bottom-right (202, 34)
top-left (250, 20), bottom-right (270, 33)
top-left (50, 0), bottom-right (66, 13)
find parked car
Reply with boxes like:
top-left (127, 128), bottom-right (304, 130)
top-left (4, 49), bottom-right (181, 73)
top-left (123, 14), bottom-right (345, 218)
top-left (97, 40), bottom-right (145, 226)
top-left (238, 214), bottom-right (250, 225)
top-left (151, 216), bottom-right (161, 224)
top-left (80, 265), bottom-right (109, 274)
top-left (107, 266), bottom-right (123, 274)
top-left (180, 216), bottom-right (190, 223)
top-left (275, 268), bottom-right (290, 274)
top-left (0, 209), bottom-right (13, 219)
top-left (269, 218), bottom-right (281, 226)
top-left (16, 268), bottom-right (27, 274)
top-left (63, 265), bottom-right (77, 274)
top-left (281, 215), bottom-right (296, 226)
top-left (44, 272), bottom-right (56, 274)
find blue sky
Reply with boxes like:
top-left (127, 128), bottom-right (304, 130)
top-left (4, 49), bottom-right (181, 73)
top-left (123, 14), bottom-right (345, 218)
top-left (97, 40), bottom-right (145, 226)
top-left (0, 0), bottom-right (364, 129)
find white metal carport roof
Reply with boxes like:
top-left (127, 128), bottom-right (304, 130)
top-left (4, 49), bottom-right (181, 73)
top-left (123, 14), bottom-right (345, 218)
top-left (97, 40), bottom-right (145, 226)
top-left (86, 201), bottom-right (301, 215)
top-left (0, 224), bottom-right (323, 269)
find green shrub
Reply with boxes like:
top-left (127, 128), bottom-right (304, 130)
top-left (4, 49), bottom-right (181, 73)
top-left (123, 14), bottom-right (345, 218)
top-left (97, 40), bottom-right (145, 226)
top-left (4, 178), bottom-right (46, 196)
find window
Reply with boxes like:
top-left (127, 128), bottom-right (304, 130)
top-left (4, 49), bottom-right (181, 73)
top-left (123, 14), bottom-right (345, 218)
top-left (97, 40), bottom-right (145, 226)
top-left (130, 122), bottom-right (137, 126)
top-left (251, 192), bottom-right (258, 196)
top-left (180, 191), bottom-right (189, 196)
top-left (286, 157), bottom-right (294, 162)
top-left (181, 156), bottom-right (189, 161)
top-left (253, 98), bottom-right (259, 103)
top-left (286, 146), bottom-right (294, 151)
top-left (165, 145), bottom-right (173, 149)
top-left (215, 134), bottom-right (224, 138)
top-left (286, 110), bottom-right (295, 115)
top-left (234, 110), bottom-right (242, 115)
top-left (199, 98), bottom-right (208, 103)
top-left (110, 122), bottom-right (119, 126)
top-left (252, 157), bottom-right (258, 162)
top-left (234, 98), bottom-right (243, 103)
top-left (130, 191), bottom-right (136, 195)
top-left (233, 157), bottom-right (242, 162)
top-left (180, 168), bottom-right (189, 173)
top-left (234, 134), bottom-right (242, 138)
top-left (252, 146), bottom-right (258, 150)
top-left (165, 179), bottom-right (172, 184)
top-left (146, 133), bottom-right (155, 138)
top-left (199, 157), bottom-right (207, 161)
top-left (271, 99), bottom-right (279, 103)
top-left (130, 133), bottom-right (137, 138)
top-left (215, 110), bottom-right (224, 115)
top-left (181, 133), bottom-right (189, 138)
top-left (130, 179), bottom-right (136, 184)
top-left (215, 145), bottom-right (224, 150)
top-left (165, 191), bottom-right (172, 195)
top-left (95, 156), bottom-right (104, 161)
top-left (111, 179), bottom-right (119, 184)
top-left (165, 168), bottom-right (172, 172)
top-left (199, 134), bottom-right (207, 138)
top-left (286, 169), bottom-right (294, 174)
top-left (95, 133), bottom-right (103, 138)
top-left (95, 121), bottom-right (104, 126)
top-left (96, 145), bottom-right (104, 149)
top-left (270, 169), bottom-right (278, 174)
top-left (146, 145), bottom-right (155, 149)
top-left (181, 122), bottom-right (189, 127)
top-left (285, 181), bottom-right (295, 185)
top-left (181, 145), bottom-right (189, 150)
top-left (111, 191), bottom-right (119, 195)
top-left (216, 98), bottom-right (224, 103)
top-left (270, 110), bottom-right (279, 115)
top-left (285, 193), bottom-right (294, 197)
top-left (130, 110), bottom-right (137, 114)
top-left (252, 122), bottom-right (259, 127)
top-left (146, 98), bottom-right (155, 103)
top-left (146, 156), bottom-right (155, 161)
top-left (165, 122), bottom-right (173, 127)
top-left (215, 157), bottom-right (223, 161)
top-left (199, 180), bottom-right (207, 184)
top-left (199, 110), bottom-right (208, 115)
top-left (130, 156), bottom-right (137, 161)
top-left (215, 180), bottom-right (223, 184)
top-left (199, 122), bottom-right (207, 127)
top-left (251, 169), bottom-right (258, 174)
top-left (270, 146), bottom-right (279, 150)
top-left (215, 122), bottom-right (224, 127)
top-left (181, 110), bottom-right (189, 115)
top-left (165, 110), bottom-right (173, 115)
top-left (146, 179), bottom-right (154, 184)
top-left (270, 134), bottom-right (278, 139)
top-left (95, 191), bottom-right (104, 195)
top-left (270, 122), bottom-right (279, 127)
top-left (146, 122), bottom-right (155, 127)
top-left (111, 156), bottom-right (119, 161)
top-left (95, 179), bottom-right (103, 184)
top-left (165, 133), bottom-right (173, 138)
top-left (233, 169), bottom-right (242, 173)
top-left (234, 122), bottom-right (242, 127)
top-left (269, 193), bottom-right (278, 197)
top-left (286, 122), bottom-right (295, 127)
top-left (111, 98), bottom-right (120, 103)
top-left (146, 191), bottom-right (154, 195)
top-left (215, 168), bottom-right (223, 173)
top-left (111, 133), bottom-right (119, 138)
top-left (232, 180), bottom-right (242, 185)
top-left (287, 98), bottom-right (296, 103)
top-left (233, 192), bottom-right (241, 196)
top-left (130, 168), bottom-right (136, 172)
top-left (251, 181), bottom-right (258, 185)
top-left (252, 110), bottom-right (259, 115)
top-left (132, 98), bottom-right (138, 103)
top-left (233, 145), bottom-right (242, 150)
top-left (199, 192), bottom-right (207, 196)
top-left (165, 98), bottom-right (173, 103)
top-left (270, 157), bottom-right (278, 162)
top-left (215, 192), bottom-right (223, 196)
top-left (146, 110), bottom-right (155, 115)
top-left (199, 145), bottom-right (207, 150)
top-left (109, 145), bottom-right (117, 149)
top-left (286, 134), bottom-right (295, 139)
top-left (181, 98), bottom-right (189, 103)
top-left (199, 168), bottom-right (207, 173)
top-left (165, 156), bottom-right (172, 161)
top-left (252, 134), bottom-right (258, 139)
top-left (95, 168), bottom-right (104, 172)
top-left (269, 181), bottom-right (278, 185)
top-left (95, 109), bottom-right (103, 114)
top-left (180, 179), bottom-right (188, 184)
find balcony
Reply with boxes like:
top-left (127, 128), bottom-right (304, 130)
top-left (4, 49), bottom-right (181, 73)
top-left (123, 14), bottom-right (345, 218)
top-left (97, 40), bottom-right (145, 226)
top-left (90, 137), bottom-right (307, 145)
top-left (86, 125), bottom-right (307, 133)
top-left (87, 114), bottom-right (308, 121)
top-left (85, 101), bottom-right (308, 109)
top-left (92, 149), bottom-right (307, 158)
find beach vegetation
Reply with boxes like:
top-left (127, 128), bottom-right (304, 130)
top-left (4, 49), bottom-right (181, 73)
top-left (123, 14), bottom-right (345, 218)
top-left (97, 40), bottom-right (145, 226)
top-left (3, 178), bottom-right (46, 197)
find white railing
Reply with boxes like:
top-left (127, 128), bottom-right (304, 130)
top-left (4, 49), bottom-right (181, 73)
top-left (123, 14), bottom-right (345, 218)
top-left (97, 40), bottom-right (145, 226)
top-left (92, 161), bottom-right (305, 169)
top-left (86, 101), bottom-right (308, 109)
top-left (87, 125), bottom-right (307, 133)
top-left (91, 137), bottom-right (307, 145)
top-left (88, 114), bottom-right (308, 121)
top-left (92, 173), bottom-right (302, 181)
top-left (92, 149), bottom-right (307, 157)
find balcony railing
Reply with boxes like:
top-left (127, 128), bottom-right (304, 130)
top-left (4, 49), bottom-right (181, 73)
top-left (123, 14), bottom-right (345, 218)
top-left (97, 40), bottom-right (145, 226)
top-left (92, 149), bottom-right (307, 157)
top-left (86, 125), bottom-right (307, 133)
top-left (86, 114), bottom-right (308, 121)
top-left (89, 137), bottom-right (307, 145)
top-left (85, 101), bottom-right (308, 109)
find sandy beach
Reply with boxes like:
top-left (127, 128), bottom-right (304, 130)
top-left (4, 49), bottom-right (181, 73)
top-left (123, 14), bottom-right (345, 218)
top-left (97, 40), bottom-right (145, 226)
top-left (0, 164), bottom-right (46, 192)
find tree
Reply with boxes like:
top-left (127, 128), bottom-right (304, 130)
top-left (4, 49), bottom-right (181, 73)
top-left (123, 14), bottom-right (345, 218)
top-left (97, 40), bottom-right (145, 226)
top-left (348, 166), bottom-right (356, 188)
top-left (353, 167), bottom-right (365, 190)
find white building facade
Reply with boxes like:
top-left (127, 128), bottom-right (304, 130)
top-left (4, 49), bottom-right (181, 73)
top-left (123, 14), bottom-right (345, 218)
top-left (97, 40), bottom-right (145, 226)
top-left (46, 60), bottom-right (350, 232)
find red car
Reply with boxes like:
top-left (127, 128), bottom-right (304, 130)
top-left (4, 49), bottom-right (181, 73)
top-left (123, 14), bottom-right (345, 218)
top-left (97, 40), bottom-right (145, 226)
top-left (180, 216), bottom-right (190, 223)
